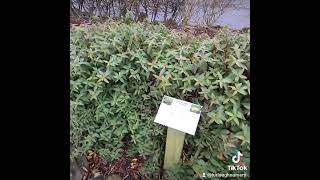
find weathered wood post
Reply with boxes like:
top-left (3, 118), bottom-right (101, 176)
top-left (163, 127), bottom-right (186, 169)
top-left (154, 96), bottom-right (202, 170)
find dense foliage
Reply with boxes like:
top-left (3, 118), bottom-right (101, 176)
top-left (70, 21), bottom-right (250, 179)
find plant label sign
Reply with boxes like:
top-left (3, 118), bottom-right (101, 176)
top-left (154, 96), bottom-right (202, 135)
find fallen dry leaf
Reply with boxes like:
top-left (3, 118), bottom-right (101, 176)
top-left (217, 152), bottom-right (225, 161)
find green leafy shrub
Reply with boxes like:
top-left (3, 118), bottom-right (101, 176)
top-left (70, 21), bottom-right (250, 179)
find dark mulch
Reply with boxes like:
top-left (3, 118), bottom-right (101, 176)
top-left (81, 149), bottom-right (145, 180)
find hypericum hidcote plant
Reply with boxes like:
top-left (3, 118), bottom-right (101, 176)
top-left (71, 21), bottom-right (250, 179)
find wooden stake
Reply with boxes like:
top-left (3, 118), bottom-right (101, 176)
top-left (163, 127), bottom-right (186, 169)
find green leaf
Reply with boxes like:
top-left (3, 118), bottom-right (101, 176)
top-left (233, 117), bottom-right (240, 126)
top-left (242, 103), bottom-right (250, 110)
top-left (225, 111), bottom-right (234, 117)
top-left (237, 111), bottom-right (246, 120)
top-left (159, 67), bottom-right (166, 76)
top-left (210, 158), bottom-right (223, 168)
top-left (238, 86), bottom-right (248, 95)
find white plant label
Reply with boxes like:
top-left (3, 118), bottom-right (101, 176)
top-left (154, 96), bottom-right (202, 135)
